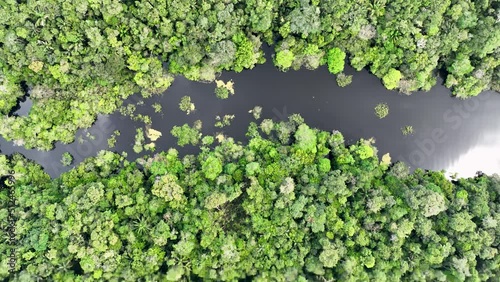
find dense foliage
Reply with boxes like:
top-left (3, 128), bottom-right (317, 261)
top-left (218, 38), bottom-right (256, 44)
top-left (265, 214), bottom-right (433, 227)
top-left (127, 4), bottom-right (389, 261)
top-left (1, 117), bottom-right (499, 281)
top-left (0, 0), bottom-right (498, 150)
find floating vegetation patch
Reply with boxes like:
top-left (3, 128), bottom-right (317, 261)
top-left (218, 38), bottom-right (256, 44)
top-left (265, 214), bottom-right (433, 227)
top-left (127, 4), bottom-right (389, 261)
top-left (336, 73), bottom-right (353, 87)
top-left (133, 128), bottom-right (145, 153)
top-left (249, 106), bottom-right (262, 120)
top-left (215, 114), bottom-right (235, 128)
top-left (374, 103), bottom-right (389, 119)
top-left (179, 96), bottom-right (195, 114)
top-left (215, 79), bottom-right (235, 99)
top-left (107, 130), bottom-right (121, 149)
top-left (402, 125), bottom-right (414, 135)
top-left (152, 103), bottom-right (162, 113)
top-left (60, 152), bottom-right (73, 166)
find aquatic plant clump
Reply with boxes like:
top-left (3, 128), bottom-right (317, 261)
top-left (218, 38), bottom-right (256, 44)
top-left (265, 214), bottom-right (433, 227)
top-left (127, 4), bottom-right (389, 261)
top-left (60, 152), bottom-right (73, 166)
top-left (402, 125), bottom-right (414, 135)
top-left (374, 103), bottom-right (389, 119)
top-left (215, 86), bottom-right (230, 99)
top-left (152, 103), bottom-right (162, 113)
top-left (179, 96), bottom-right (195, 115)
top-left (1, 118), bottom-right (499, 281)
top-left (171, 121), bottom-right (202, 147)
top-left (249, 106), bottom-right (263, 120)
top-left (133, 128), bottom-right (145, 153)
top-left (215, 114), bottom-right (235, 128)
top-left (336, 73), bottom-right (353, 87)
top-left (215, 80), bottom-right (235, 100)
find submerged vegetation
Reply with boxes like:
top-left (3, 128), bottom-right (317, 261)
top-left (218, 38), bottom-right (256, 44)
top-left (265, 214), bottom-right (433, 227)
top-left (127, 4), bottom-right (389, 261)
top-left (0, 0), bottom-right (497, 150)
top-left (1, 117), bottom-right (499, 280)
top-left (402, 125), bottom-right (415, 136)
top-left (107, 130), bottom-right (121, 149)
top-left (152, 103), bottom-right (162, 114)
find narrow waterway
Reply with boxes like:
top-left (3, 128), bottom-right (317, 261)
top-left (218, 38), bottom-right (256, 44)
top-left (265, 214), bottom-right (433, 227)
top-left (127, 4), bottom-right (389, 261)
top-left (1, 54), bottom-right (499, 179)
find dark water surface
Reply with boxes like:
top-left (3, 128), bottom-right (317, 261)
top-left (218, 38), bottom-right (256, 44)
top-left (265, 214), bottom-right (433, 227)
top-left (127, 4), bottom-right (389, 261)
top-left (1, 58), bottom-right (499, 178)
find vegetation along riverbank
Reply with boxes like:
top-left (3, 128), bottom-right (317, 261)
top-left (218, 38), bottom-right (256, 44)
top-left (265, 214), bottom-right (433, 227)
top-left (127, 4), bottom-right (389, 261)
top-left (0, 0), bottom-right (498, 150)
top-left (1, 118), bottom-right (499, 280)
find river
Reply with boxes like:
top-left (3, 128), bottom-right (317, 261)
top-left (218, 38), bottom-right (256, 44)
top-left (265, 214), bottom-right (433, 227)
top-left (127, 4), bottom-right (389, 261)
top-left (1, 51), bottom-right (499, 179)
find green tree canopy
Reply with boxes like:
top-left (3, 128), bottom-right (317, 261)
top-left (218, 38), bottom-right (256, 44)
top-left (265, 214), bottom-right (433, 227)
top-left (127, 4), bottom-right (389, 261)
top-left (326, 48), bottom-right (346, 75)
top-left (1, 118), bottom-right (499, 281)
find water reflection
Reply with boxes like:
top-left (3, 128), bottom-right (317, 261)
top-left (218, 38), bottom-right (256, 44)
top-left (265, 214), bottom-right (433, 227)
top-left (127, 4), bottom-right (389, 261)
top-left (11, 97), bottom-right (32, 116)
top-left (444, 124), bottom-right (500, 177)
